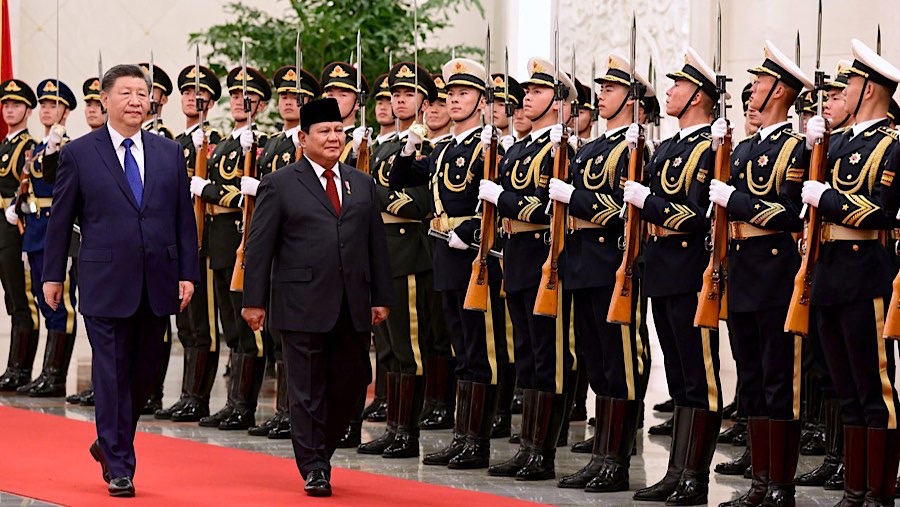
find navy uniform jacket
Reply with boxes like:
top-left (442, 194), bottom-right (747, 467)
top-left (143, 121), bottom-right (175, 140)
top-left (0, 130), bottom-right (34, 246)
top-left (373, 133), bottom-right (433, 278)
top-left (725, 125), bottom-right (806, 312)
top-left (23, 136), bottom-right (71, 253)
top-left (563, 128), bottom-right (638, 290)
top-left (256, 131), bottom-right (297, 178)
top-left (390, 129), bottom-right (501, 291)
top-left (175, 123), bottom-right (223, 178)
top-left (811, 119), bottom-right (898, 305)
top-left (641, 126), bottom-right (714, 298)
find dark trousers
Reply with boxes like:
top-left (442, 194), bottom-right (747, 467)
top-left (443, 289), bottom-right (506, 385)
top-left (573, 286), bottom-right (641, 401)
top-left (0, 223), bottom-right (33, 329)
top-left (84, 291), bottom-right (168, 479)
top-left (817, 298), bottom-right (899, 428)
top-left (373, 272), bottom-right (432, 374)
top-left (730, 307), bottom-right (802, 420)
top-left (175, 255), bottom-right (218, 352)
top-left (281, 299), bottom-right (371, 478)
top-left (212, 268), bottom-right (259, 354)
top-left (27, 249), bottom-right (77, 333)
top-left (651, 292), bottom-right (722, 411)
top-left (506, 285), bottom-right (573, 394)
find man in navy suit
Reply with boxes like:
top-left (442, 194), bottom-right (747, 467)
top-left (42, 64), bottom-right (199, 497)
top-left (241, 98), bottom-right (393, 497)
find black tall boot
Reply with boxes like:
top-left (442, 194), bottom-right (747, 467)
top-left (720, 417), bottom-right (769, 506)
top-left (557, 370), bottom-right (577, 447)
top-left (267, 360), bottom-right (291, 439)
top-left (249, 359), bottom-right (287, 437)
top-left (423, 380), bottom-right (471, 466)
top-left (795, 398), bottom-right (842, 486)
top-left (762, 419), bottom-right (801, 507)
top-left (142, 333), bottom-right (171, 415)
top-left (171, 347), bottom-right (214, 422)
top-left (14, 329), bottom-right (43, 393)
top-left (559, 396), bottom-right (610, 489)
top-left (569, 366), bottom-right (589, 422)
top-left (219, 353), bottom-right (264, 430)
top-left (516, 391), bottom-right (566, 481)
top-left (800, 381), bottom-right (825, 456)
top-left (665, 408), bottom-right (721, 505)
top-left (0, 325), bottom-right (37, 391)
top-left (716, 447), bottom-right (751, 476)
top-left (27, 330), bottom-right (74, 397)
top-left (719, 416), bottom-right (748, 444)
top-left (358, 371), bottom-right (400, 454)
top-left (634, 406), bottom-right (693, 501)
top-left (383, 373), bottom-right (426, 458)
top-left (421, 356), bottom-right (454, 430)
top-left (491, 362), bottom-right (516, 439)
top-left (448, 382), bottom-right (498, 469)
top-left (864, 428), bottom-right (900, 506)
top-left (489, 388), bottom-right (535, 477)
top-left (363, 362), bottom-right (388, 422)
top-left (837, 426), bottom-right (866, 506)
top-left (199, 364), bottom-right (235, 427)
top-left (155, 346), bottom-right (192, 419)
top-left (585, 398), bottom-right (641, 493)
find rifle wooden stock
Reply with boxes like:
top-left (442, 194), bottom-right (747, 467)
top-left (295, 145), bottom-right (303, 163)
top-left (193, 135), bottom-right (209, 250)
top-left (694, 129), bottom-right (732, 329)
top-left (230, 141), bottom-right (258, 292)
top-left (463, 133), bottom-right (498, 312)
top-left (534, 135), bottom-right (569, 317)
top-left (608, 136), bottom-right (645, 325)
top-left (784, 131), bottom-right (830, 336)
top-left (356, 138), bottom-right (370, 175)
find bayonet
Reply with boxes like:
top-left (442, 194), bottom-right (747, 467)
top-left (622, 11), bottom-right (640, 219)
top-left (571, 49), bottom-right (580, 149)
top-left (356, 29), bottom-right (367, 134)
top-left (505, 46), bottom-right (513, 133)
top-left (55, 0), bottom-right (61, 122)
top-left (795, 31), bottom-right (801, 65)
top-left (878, 24), bottom-right (882, 55)
top-left (390, 51), bottom-right (399, 134)
top-left (194, 44), bottom-right (204, 128)
top-left (476, 25), bottom-right (494, 215)
top-left (150, 49), bottom-right (158, 131)
top-left (590, 58), bottom-right (597, 139)
top-left (241, 39), bottom-right (251, 117)
top-left (296, 32), bottom-right (304, 106)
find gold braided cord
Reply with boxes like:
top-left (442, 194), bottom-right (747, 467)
top-left (661, 140), bottom-right (709, 195)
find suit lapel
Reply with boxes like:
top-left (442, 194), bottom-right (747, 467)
top-left (296, 158), bottom-right (339, 218)
top-left (95, 125), bottom-right (139, 210)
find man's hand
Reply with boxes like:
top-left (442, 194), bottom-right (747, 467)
top-left (709, 179), bottom-right (736, 207)
top-left (478, 179), bottom-right (503, 205)
top-left (625, 123), bottom-right (641, 150)
top-left (178, 281), bottom-right (195, 312)
top-left (623, 181), bottom-right (651, 209)
top-left (353, 126), bottom-right (371, 155)
top-left (447, 231), bottom-right (468, 250)
top-left (805, 115), bottom-right (826, 150)
top-left (5, 204), bottom-right (17, 225)
top-left (190, 176), bottom-right (211, 197)
top-left (239, 129), bottom-right (254, 154)
top-left (240, 176), bottom-right (260, 196)
top-left (549, 123), bottom-right (567, 147)
top-left (242, 307), bottom-right (266, 331)
top-left (548, 178), bottom-right (575, 204)
top-left (191, 128), bottom-right (205, 150)
top-left (480, 126), bottom-right (496, 148)
top-left (499, 135), bottom-right (515, 151)
top-left (45, 124), bottom-right (65, 155)
top-left (710, 118), bottom-right (729, 151)
top-left (802, 180), bottom-right (829, 208)
top-left (371, 306), bottom-right (390, 326)
top-left (43, 282), bottom-right (63, 311)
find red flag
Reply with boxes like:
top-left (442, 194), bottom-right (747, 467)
top-left (0, 0), bottom-right (12, 138)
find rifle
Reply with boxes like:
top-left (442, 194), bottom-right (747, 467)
top-left (193, 44), bottom-right (208, 250)
top-left (608, 15), bottom-right (644, 325)
top-left (463, 26), bottom-right (497, 312)
top-left (295, 31), bottom-right (305, 162)
top-left (355, 30), bottom-right (370, 174)
top-left (785, 0), bottom-right (829, 336)
top-left (13, 149), bottom-right (36, 235)
top-left (533, 22), bottom-right (567, 318)
top-left (231, 41), bottom-right (258, 292)
top-left (428, 229), bottom-right (503, 258)
top-left (694, 2), bottom-right (731, 329)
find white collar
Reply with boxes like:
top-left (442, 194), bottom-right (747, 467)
top-left (231, 124), bottom-right (250, 139)
top-left (453, 126), bottom-right (480, 145)
top-left (107, 123), bottom-right (142, 151)
top-left (305, 156), bottom-right (340, 179)
top-left (678, 123), bottom-right (709, 139)
top-left (529, 125), bottom-right (554, 143)
top-left (5, 128), bottom-right (26, 141)
top-left (604, 125), bottom-right (628, 138)
top-left (851, 117), bottom-right (887, 138)
top-left (185, 123), bottom-right (202, 136)
top-left (376, 131), bottom-right (397, 144)
top-left (431, 133), bottom-right (452, 144)
top-left (756, 121), bottom-right (790, 141)
top-left (283, 125), bottom-right (300, 138)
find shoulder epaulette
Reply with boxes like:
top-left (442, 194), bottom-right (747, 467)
top-left (877, 126), bottom-right (899, 141)
top-left (833, 126), bottom-right (849, 135)
top-left (784, 129), bottom-right (804, 141)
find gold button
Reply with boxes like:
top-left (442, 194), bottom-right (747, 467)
top-left (852, 244), bottom-right (859, 251)
top-left (534, 233), bottom-right (540, 239)
top-left (681, 241), bottom-right (688, 248)
top-left (598, 236), bottom-right (605, 244)
top-left (653, 236), bottom-right (658, 242)
top-left (399, 228), bottom-right (406, 235)
top-left (736, 244), bottom-right (741, 251)
top-left (771, 248), bottom-right (778, 255)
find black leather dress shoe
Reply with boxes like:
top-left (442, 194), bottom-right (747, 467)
top-left (304, 469), bottom-right (331, 497)
top-left (648, 416), bottom-right (674, 436)
top-left (654, 398), bottom-right (675, 413)
top-left (90, 440), bottom-right (111, 484)
top-left (108, 477), bottom-right (135, 497)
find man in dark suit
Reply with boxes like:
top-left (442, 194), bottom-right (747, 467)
top-left (42, 64), bottom-right (199, 498)
top-left (241, 98), bottom-right (392, 497)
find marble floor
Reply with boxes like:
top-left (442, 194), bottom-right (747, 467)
top-left (0, 311), bottom-right (861, 506)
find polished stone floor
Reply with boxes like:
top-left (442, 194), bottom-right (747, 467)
top-left (0, 311), bottom-right (860, 506)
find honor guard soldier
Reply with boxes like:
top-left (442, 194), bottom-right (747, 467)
top-left (795, 90), bottom-right (816, 133)
top-left (553, 53), bottom-right (653, 493)
top-left (425, 73), bottom-right (452, 142)
top-left (16, 79), bottom-right (77, 398)
top-left (488, 73), bottom-right (520, 150)
top-left (245, 64), bottom-right (320, 440)
top-left (480, 57), bottom-right (576, 482)
top-left (568, 78), bottom-right (595, 143)
top-left (0, 80), bottom-right (39, 392)
top-left (623, 47), bottom-right (722, 505)
top-left (824, 61), bottom-right (854, 133)
top-left (190, 65), bottom-right (270, 431)
top-left (138, 63), bottom-right (175, 139)
top-left (807, 39), bottom-right (900, 506)
top-left (320, 62), bottom-right (367, 167)
top-left (390, 57), bottom-right (507, 469)
top-left (155, 64), bottom-right (223, 422)
top-left (356, 62), bottom-right (437, 459)
top-left (709, 41), bottom-right (812, 507)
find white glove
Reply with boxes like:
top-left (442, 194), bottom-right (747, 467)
top-left (623, 180), bottom-right (650, 209)
top-left (239, 129), bottom-right (254, 154)
top-left (44, 125), bottom-right (65, 155)
top-left (711, 118), bottom-right (729, 151)
top-left (240, 176), bottom-right (260, 197)
top-left (478, 179), bottom-right (503, 205)
top-left (190, 176), bottom-right (211, 197)
top-left (401, 127), bottom-right (420, 156)
top-left (353, 126), bottom-right (371, 155)
top-left (709, 179), bottom-right (736, 207)
top-left (625, 123), bottom-right (641, 150)
top-left (548, 178), bottom-right (575, 204)
top-left (4, 204), bottom-right (17, 225)
top-left (480, 126), bottom-right (496, 148)
top-left (805, 115), bottom-right (826, 150)
top-left (191, 128), bottom-right (205, 150)
top-left (801, 180), bottom-right (829, 208)
top-left (499, 135), bottom-right (515, 151)
top-left (447, 231), bottom-right (468, 250)
top-left (549, 124), bottom-right (567, 147)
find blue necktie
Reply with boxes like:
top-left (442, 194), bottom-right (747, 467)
top-left (122, 138), bottom-right (143, 206)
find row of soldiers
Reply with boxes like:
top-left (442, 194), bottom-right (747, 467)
top-left (0, 34), bottom-right (899, 507)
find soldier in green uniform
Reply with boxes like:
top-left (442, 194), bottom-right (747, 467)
top-left (356, 62), bottom-right (437, 459)
top-left (154, 64), bottom-right (224, 422)
top-left (138, 63), bottom-right (175, 139)
top-left (190, 66), bottom-right (270, 431)
top-left (320, 62), bottom-right (367, 167)
top-left (245, 64), bottom-right (320, 440)
top-left (0, 79), bottom-right (39, 392)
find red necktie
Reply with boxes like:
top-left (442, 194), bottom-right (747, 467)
top-left (323, 168), bottom-right (341, 215)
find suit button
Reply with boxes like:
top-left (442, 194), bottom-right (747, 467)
top-left (340, 243), bottom-right (345, 248)
top-left (736, 244), bottom-right (740, 251)
top-left (534, 233), bottom-right (540, 239)
top-left (681, 241), bottom-right (688, 248)
top-left (399, 228), bottom-right (406, 235)
top-left (598, 236), bottom-right (605, 244)
top-left (852, 244), bottom-right (859, 252)
top-left (771, 248), bottom-right (778, 255)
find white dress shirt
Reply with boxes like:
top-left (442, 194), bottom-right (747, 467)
top-left (851, 117), bottom-right (886, 138)
top-left (453, 126), bottom-right (480, 146)
top-left (305, 156), bottom-right (343, 205)
top-left (756, 121), bottom-right (790, 141)
top-left (107, 123), bottom-right (145, 183)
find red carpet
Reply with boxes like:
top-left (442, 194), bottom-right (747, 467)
top-left (0, 406), bottom-right (544, 506)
